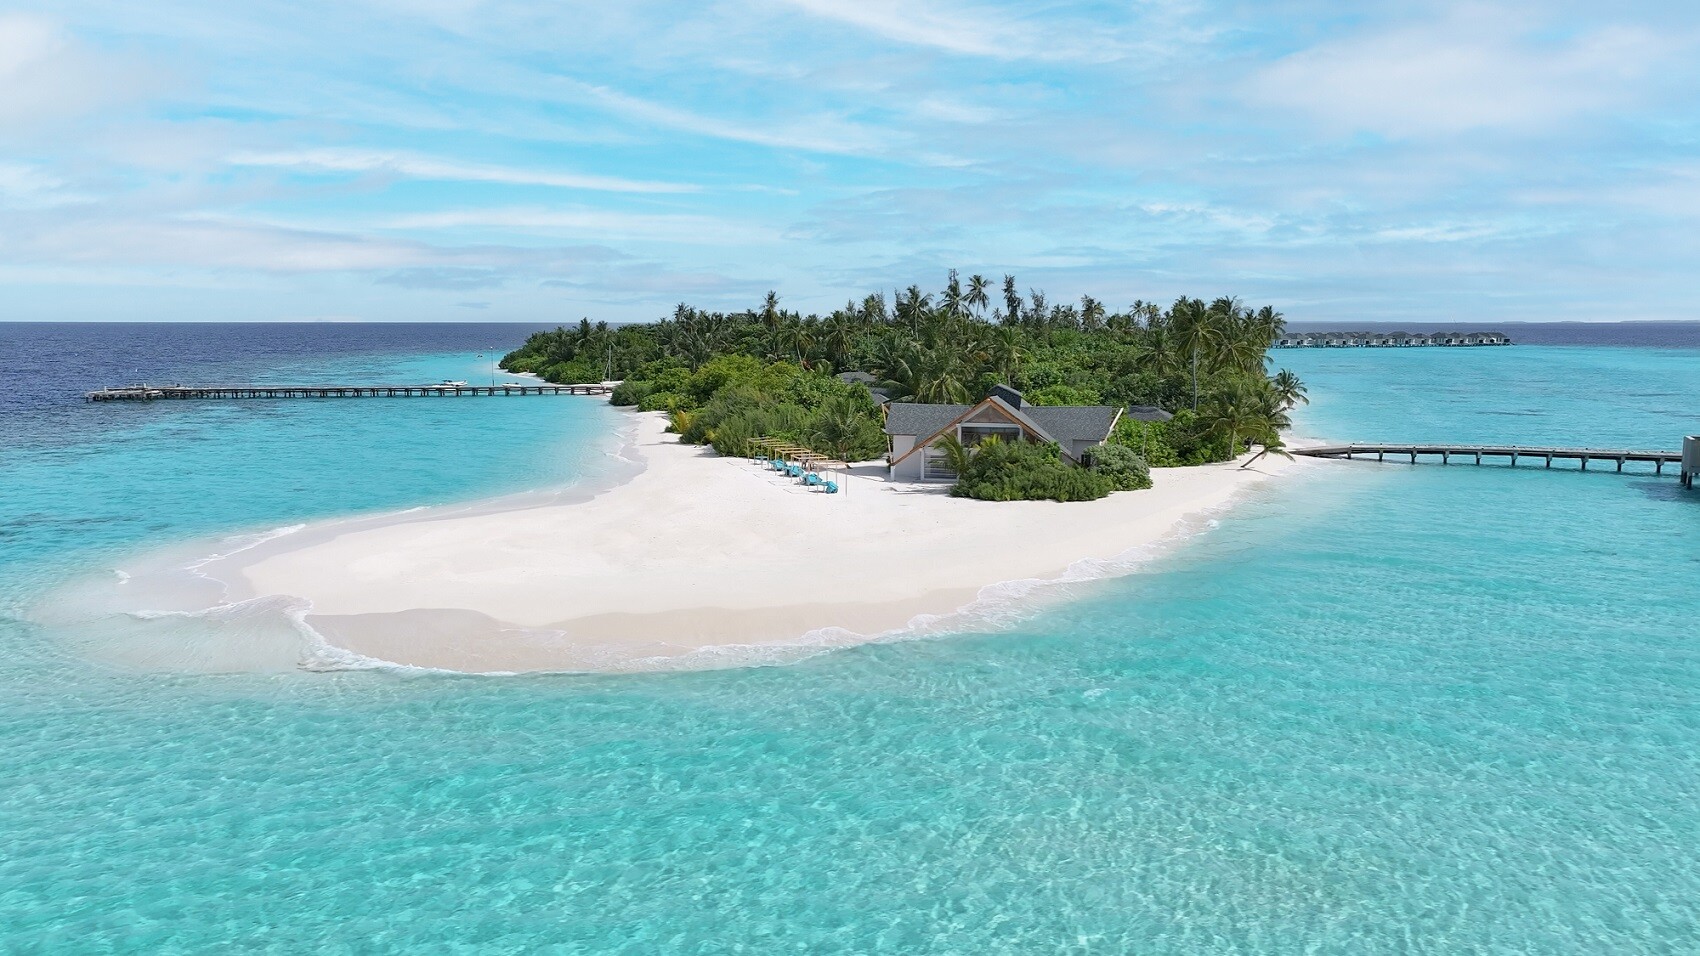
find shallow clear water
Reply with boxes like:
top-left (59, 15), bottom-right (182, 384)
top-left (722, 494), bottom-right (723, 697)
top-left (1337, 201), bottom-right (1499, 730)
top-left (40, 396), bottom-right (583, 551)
top-left (3, 324), bottom-right (1699, 952)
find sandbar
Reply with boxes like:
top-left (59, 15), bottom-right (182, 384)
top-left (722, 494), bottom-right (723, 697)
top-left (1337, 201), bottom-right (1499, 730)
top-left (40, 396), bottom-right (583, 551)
top-left (219, 411), bottom-right (1305, 672)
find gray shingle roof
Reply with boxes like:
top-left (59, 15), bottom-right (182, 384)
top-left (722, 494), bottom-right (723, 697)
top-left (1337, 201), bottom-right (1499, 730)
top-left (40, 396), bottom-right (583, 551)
top-left (1022, 405), bottom-right (1121, 445)
top-left (883, 403), bottom-right (970, 438)
top-left (883, 400), bottom-right (1121, 448)
top-left (1124, 405), bottom-right (1173, 423)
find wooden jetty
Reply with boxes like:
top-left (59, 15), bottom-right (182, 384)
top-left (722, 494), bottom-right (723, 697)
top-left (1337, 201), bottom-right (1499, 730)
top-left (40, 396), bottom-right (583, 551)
top-left (1296, 443), bottom-right (1686, 476)
top-left (86, 383), bottom-right (614, 401)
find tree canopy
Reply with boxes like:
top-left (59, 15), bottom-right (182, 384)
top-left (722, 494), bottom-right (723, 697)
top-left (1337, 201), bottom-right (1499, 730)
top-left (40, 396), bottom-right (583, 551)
top-left (501, 273), bottom-right (1304, 476)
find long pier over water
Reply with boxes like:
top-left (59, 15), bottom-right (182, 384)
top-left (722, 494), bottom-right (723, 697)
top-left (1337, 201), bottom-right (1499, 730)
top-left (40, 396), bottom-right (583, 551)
top-left (1298, 442), bottom-right (1699, 488)
top-left (86, 383), bottom-right (613, 401)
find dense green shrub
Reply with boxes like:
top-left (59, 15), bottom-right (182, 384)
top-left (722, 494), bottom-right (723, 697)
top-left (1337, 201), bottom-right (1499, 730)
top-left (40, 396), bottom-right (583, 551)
top-left (950, 439), bottom-right (1115, 502)
top-left (1083, 443), bottom-right (1152, 490)
top-left (543, 359), bottom-right (599, 385)
top-left (1108, 410), bottom-right (1229, 467)
top-left (609, 380), bottom-right (654, 406)
top-left (807, 392), bottom-right (887, 461)
top-left (1024, 384), bottom-right (1102, 406)
top-left (609, 358), bottom-right (887, 461)
top-left (636, 391), bottom-right (679, 413)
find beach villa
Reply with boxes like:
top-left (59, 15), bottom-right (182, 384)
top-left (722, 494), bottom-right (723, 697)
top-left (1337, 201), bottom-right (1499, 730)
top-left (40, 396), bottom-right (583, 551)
top-left (883, 385), bottom-right (1123, 481)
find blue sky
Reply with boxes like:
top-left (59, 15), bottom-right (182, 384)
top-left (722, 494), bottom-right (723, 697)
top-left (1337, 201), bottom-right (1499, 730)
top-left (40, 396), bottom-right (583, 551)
top-left (2, 1), bottom-right (1697, 323)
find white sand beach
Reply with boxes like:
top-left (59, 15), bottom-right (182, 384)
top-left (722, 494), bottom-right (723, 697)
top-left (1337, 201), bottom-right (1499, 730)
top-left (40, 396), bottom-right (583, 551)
top-left (214, 412), bottom-right (1304, 673)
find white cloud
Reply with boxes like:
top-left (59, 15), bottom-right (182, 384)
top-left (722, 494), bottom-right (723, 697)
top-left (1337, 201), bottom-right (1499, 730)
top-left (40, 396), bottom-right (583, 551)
top-left (571, 82), bottom-right (888, 156)
top-left (227, 148), bottom-right (697, 193)
top-left (0, 14), bottom-right (162, 129)
top-left (385, 206), bottom-right (779, 244)
top-left (0, 162), bottom-right (91, 207)
top-left (0, 208), bottom-right (651, 280)
top-left (1246, 14), bottom-right (1679, 138)
top-left (910, 96), bottom-right (1005, 125)
top-left (768, 0), bottom-right (1121, 63)
top-left (1372, 222), bottom-right (1510, 243)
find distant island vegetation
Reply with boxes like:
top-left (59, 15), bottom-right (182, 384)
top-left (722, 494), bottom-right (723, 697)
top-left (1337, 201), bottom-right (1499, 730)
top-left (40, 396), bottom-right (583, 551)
top-left (501, 272), bottom-right (1305, 501)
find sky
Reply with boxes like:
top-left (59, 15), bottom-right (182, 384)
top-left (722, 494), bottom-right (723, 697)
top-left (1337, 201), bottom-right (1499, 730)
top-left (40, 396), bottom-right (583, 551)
top-left (2, 1), bottom-right (1698, 324)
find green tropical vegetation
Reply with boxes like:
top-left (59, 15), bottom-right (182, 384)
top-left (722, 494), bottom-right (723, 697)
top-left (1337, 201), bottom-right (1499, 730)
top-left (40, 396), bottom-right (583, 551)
top-left (501, 271), bottom-right (1305, 499)
top-left (947, 437), bottom-right (1118, 502)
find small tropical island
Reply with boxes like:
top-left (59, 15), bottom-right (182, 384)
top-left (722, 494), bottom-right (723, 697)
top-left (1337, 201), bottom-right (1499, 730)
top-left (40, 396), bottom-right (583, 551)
top-left (198, 273), bottom-right (1315, 673)
top-left (500, 271), bottom-right (1306, 502)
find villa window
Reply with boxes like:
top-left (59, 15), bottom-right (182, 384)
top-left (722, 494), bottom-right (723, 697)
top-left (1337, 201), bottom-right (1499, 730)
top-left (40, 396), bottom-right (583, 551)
top-left (959, 423), bottom-right (1023, 446)
top-left (922, 445), bottom-right (958, 480)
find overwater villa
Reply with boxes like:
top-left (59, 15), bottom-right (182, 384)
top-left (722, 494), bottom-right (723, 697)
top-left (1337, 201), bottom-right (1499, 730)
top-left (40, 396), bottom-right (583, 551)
top-left (883, 385), bottom-right (1123, 481)
top-left (1273, 331), bottom-right (1511, 348)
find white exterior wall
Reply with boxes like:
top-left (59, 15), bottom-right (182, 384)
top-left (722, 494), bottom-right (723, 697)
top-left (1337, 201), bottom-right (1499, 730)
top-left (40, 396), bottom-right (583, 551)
top-left (890, 448), bottom-right (928, 481)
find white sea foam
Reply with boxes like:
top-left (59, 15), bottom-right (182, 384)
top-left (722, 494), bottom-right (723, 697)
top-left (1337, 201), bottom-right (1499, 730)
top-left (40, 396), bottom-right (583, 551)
top-left (281, 602), bottom-right (477, 676)
top-left (184, 523), bottom-right (308, 571)
top-left (603, 493), bottom-right (1247, 677)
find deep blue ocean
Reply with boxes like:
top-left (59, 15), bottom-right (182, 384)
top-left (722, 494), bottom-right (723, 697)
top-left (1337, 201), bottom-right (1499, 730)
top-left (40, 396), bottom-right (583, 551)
top-left (2, 322), bottom-right (1698, 953)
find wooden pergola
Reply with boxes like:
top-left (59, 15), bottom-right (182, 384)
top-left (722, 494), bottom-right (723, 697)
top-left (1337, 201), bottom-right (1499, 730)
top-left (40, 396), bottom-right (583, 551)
top-left (748, 436), bottom-right (847, 471)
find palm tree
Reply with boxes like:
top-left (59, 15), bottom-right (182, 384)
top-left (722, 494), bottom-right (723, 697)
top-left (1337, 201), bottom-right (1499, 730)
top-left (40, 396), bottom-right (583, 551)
top-left (1080, 295), bottom-right (1106, 332)
top-left (759, 290), bottom-right (784, 359)
top-left (966, 274), bottom-right (991, 319)
top-left (942, 270), bottom-right (966, 321)
top-left (988, 326), bottom-right (1026, 384)
top-left (1252, 305), bottom-right (1285, 361)
top-left (876, 341), bottom-right (969, 404)
top-left (897, 285), bottom-right (931, 334)
top-left (810, 393), bottom-right (879, 461)
top-left (862, 292), bottom-right (889, 325)
top-left (821, 312), bottom-right (857, 371)
top-left (919, 433), bottom-right (972, 480)
top-left (1271, 369), bottom-right (1308, 410)
top-left (774, 318), bottom-right (813, 367)
top-left (1142, 326), bottom-right (1180, 379)
top-left (1001, 275), bottom-right (1022, 325)
top-left (1240, 432), bottom-right (1295, 469)
top-left (1169, 297), bottom-right (1222, 411)
top-left (1205, 379), bottom-right (1267, 459)
top-left (1026, 289), bottom-right (1047, 330)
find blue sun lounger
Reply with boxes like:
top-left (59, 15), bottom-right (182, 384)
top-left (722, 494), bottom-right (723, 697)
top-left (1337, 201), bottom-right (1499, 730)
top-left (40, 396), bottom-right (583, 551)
top-left (821, 480), bottom-right (839, 494)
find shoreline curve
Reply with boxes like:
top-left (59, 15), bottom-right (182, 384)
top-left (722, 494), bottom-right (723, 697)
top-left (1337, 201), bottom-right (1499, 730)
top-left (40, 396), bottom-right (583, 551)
top-left (198, 410), bottom-right (1312, 674)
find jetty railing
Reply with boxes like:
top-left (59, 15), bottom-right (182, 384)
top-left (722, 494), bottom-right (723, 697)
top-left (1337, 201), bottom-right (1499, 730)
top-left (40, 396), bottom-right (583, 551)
top-left (1295, 443), bottom-right (1686, 477)
top-left (86, 383), bottom-right (615, 401)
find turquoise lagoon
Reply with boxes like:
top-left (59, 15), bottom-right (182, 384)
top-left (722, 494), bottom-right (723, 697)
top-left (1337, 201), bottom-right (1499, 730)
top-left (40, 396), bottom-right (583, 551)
top-left (2, 324), bottom-right (1698, 952)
